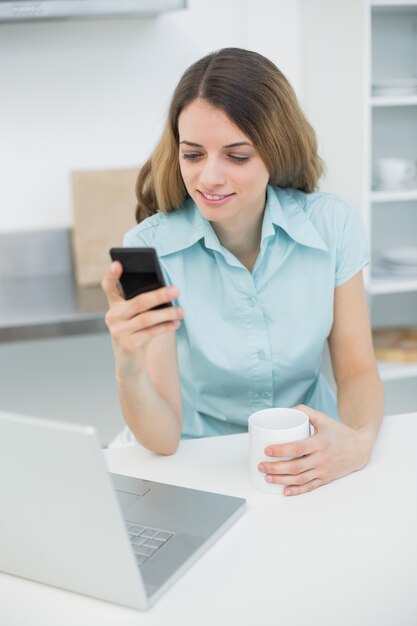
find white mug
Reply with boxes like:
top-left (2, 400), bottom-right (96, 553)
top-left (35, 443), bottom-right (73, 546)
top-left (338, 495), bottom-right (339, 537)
top-left (374, 158), bottom-right (417, 190)
top-left (248, 407), bottom-right (310, 494)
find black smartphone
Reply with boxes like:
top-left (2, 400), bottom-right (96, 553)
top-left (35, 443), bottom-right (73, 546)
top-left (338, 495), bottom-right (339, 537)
top-left (109, 247), bottom-right (172, 309)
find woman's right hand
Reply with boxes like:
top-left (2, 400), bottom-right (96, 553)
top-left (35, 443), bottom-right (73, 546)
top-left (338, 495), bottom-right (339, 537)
top-left (101, 261), bottom-right (184, 378)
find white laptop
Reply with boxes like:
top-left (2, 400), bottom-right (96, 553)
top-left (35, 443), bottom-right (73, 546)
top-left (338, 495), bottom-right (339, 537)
top-left (0, 411), bottom-right (246, 610)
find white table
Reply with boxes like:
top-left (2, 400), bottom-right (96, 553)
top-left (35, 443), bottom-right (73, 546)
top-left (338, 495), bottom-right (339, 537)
top-left (1, 413), bottom-right (417, 626)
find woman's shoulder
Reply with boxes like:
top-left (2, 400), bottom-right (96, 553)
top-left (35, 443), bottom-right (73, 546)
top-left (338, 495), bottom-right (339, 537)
top-left (281, 187), bottom-right (357, 216)
top-left (123, 212), bottom-right (167, 247)
top-left (273, 186), bottom-right (366, 258)
top-left (280, 187), bottom-right (364, 238)
top-left (123, 198), bottom-right (201, 253)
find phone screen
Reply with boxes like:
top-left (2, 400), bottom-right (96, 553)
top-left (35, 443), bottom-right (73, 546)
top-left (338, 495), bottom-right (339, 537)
top-left (109, 247), bottom-right (172, 308)
top-left (119, 269), bottom-right (162, 299)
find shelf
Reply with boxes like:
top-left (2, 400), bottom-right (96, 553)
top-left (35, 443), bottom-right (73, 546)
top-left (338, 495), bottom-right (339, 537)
top-left (0, 0), bottom-right (186, 22)
top-left (377, 360), bottom-right (417, 381)
top-left (302, 0), bottom-right (417, 400)
top-left (372, 0), bottom-right (417, 7)
top-left (371, 95), bottom-right (417, 107)
top-left (368, 274), bottom-right (417, 295)
top-left (371, 188), bottom-right (417, 203)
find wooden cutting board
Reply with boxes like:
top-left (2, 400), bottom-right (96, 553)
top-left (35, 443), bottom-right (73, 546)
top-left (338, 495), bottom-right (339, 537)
top-left (71, 167), bottom-right (139, 286)
top-left (373, 327), bottom-right (417, 362)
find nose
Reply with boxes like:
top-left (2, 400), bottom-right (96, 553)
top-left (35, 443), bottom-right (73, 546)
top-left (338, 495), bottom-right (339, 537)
top-left (199, 157), bottom-right (227, 190)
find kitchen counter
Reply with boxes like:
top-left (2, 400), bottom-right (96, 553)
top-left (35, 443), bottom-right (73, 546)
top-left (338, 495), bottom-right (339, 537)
top-left (0, 274), bottom-right (107, 341)
top-left (0, 228), bottom-right (108, 342)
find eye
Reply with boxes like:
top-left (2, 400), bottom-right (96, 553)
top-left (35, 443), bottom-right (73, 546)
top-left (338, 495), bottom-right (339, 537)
top-left (182, 152), bottom-right (202, 161)
top-left (229, 155), bottom-right (251, 163)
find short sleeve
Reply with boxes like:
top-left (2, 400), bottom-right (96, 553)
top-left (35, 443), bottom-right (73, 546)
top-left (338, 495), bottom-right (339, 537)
top-left (335, 203), bottom-right (369, 287)
top-left (123, 230), bottom-right (143, 247)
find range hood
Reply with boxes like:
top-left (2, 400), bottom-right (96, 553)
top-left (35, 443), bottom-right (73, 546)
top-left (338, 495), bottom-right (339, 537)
top-left (0, 0), bottom-right (186, 22)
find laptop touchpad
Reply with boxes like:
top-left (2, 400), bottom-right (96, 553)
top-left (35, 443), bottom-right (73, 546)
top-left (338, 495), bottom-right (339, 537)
top-left (115, 490), bottom-right (144, 512)
top-left (110, 473), bottom-right (151, 495)
top-left (110, 473), bottom-right (151, 512)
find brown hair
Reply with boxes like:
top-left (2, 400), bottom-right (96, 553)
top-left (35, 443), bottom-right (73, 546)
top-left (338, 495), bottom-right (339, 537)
top-left (136, 47), bottom-right (325, 222)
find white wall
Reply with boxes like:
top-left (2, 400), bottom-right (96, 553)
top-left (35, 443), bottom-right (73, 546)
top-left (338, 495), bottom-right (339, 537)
top-left (0, 0), bottom-right (302, 232)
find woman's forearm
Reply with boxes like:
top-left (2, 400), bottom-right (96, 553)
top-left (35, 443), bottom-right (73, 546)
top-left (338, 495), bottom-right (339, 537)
top-left (117, 368), bottom-right (182, 455)
top-left (336, 366), bottom-right (384, 452)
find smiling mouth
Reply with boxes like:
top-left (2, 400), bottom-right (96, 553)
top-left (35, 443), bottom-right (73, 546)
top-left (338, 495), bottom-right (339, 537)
top-left (199, 191), bottom-right (234, 201)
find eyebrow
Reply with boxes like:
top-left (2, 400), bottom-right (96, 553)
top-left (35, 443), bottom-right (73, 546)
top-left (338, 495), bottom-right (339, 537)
top-left (179, 140), bottom-right (254, 149)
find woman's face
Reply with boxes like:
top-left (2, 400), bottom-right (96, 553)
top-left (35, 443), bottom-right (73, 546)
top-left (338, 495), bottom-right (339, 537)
top-left (178, 99), bottom-right (270, 227)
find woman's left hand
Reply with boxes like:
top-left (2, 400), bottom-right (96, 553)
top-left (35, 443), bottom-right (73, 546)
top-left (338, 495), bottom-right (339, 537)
top-left (257, 404), bottom-right (374, 496)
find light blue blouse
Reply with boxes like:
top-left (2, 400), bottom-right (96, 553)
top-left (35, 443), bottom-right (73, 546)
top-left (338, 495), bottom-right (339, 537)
top-left (123, 185), bottom-right (369, 440)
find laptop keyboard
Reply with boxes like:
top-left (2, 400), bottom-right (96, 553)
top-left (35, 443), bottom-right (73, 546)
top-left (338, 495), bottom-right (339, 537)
top-left (127, 522), bottom-right (175, 567)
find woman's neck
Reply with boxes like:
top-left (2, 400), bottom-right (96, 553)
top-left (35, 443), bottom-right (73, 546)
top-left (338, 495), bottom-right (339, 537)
top-left (210, 209), bottom-right (264, 272)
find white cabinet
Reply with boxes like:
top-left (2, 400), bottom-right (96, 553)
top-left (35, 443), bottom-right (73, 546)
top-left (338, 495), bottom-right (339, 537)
top-left (301, 0), bottom-right (417, 414)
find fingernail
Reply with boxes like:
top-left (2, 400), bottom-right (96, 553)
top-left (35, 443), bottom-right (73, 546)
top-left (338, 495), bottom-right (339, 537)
top-left (266, 475), bottom-right (273, 483)
top-left (110, 262), bottom-right (118, 274)
top-left (285, 489), bottom-right (292, 496)
top-left (167, 286), bottom-right (178, 297)
top-left (258, 463), bottom-right (266, 473)
top-left (265, 448), bottom-right (273, 456)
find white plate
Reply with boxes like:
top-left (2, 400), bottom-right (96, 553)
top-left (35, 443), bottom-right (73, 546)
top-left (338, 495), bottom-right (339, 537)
top-left (372, 180), bottom-right (417, 192)
top-left (372, 263), bottom-right (417, 278)
top-left (380, 247), bottom-right (417, 266)
top-left (380, 265), bottom-right (417, 276)
top-left (372, 78), bottom-right (417, 97)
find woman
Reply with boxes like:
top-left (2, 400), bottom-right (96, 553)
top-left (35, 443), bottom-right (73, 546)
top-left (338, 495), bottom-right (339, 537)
top-left (102, 48), bottom-right (384, 496)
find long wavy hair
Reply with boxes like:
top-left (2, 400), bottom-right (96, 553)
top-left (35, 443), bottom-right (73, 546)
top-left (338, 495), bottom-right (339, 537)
top-left (136, 47), bottom-right (325, 222)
